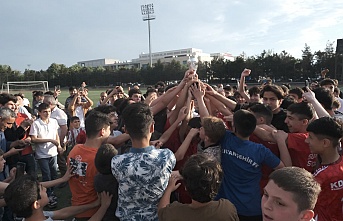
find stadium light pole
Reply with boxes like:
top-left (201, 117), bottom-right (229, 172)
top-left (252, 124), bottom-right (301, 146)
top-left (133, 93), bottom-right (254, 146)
top-left (141, 3), bottom-right (155, 68)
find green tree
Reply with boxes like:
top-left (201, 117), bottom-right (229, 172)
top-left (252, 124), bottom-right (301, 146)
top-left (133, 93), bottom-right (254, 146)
top-left (301, 44), bottom-right (314, 80)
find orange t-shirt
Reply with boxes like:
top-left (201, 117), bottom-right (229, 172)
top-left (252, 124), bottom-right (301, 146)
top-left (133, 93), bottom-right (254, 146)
top-left (68, 144), bottom-right (99, 218)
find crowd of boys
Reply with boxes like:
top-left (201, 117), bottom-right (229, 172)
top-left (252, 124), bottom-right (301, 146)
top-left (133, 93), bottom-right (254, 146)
top-left (0, 68), bottom-right (342, 221)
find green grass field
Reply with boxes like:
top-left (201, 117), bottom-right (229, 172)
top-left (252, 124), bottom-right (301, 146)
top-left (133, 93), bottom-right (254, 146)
top-left (9, 86), bottom-right (148, 108)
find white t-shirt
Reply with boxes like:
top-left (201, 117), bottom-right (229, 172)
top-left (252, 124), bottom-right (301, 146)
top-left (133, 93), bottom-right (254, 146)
top-left (29, 118), bottom-right (59, 159)
top-left (50, 106), bottom-right (67, 138)
top-left (112, 130), bottom-right (122, 137)
top-left (50, 106), bottom-right (68, 126)
top-left (75, 106), bottom-right (85, 128)
top-left (23, 97), bottom-right (30, 106)
top-left (18, 106), bottom-right (32, 119)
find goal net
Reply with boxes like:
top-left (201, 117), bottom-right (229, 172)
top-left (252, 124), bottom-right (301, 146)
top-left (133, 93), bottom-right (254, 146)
top-left (1, 81), bottom-right (49, 93)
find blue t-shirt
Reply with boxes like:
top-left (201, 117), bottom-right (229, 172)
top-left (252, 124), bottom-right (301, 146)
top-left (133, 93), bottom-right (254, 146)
top-left (216, 131), bottom-right (280, 216)
top-left (111, 146), bottom-right (176, 221)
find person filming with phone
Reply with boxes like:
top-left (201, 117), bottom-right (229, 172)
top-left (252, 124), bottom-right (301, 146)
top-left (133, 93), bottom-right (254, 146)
top-left (68, 87), bottom-right (93, 128)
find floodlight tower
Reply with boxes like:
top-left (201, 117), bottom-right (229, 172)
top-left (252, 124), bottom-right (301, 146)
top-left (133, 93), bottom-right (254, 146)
top-left (141, 3), bottom-right (155, 68)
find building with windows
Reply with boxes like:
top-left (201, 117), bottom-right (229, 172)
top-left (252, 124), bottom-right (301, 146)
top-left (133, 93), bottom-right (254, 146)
top-left (77, 48), bottom-right (235, 70)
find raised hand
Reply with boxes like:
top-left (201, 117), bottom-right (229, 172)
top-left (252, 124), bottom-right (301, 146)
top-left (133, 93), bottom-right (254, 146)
top-left (177, 106), bottom-right (189, 121)
top-left (241, 68), bottom-right (251, 77)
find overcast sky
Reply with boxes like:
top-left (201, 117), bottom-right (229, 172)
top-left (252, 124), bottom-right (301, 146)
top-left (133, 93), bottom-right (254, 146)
top-left (1, 0), bottom-right (342, 72)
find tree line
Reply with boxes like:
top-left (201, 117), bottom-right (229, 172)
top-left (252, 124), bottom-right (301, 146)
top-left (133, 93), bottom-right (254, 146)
top-left (0, 41), bottom-right (340, 87)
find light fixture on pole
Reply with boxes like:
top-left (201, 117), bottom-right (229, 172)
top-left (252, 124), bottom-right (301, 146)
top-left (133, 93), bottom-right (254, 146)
top-left (141, 3), bottom-right (155, 68)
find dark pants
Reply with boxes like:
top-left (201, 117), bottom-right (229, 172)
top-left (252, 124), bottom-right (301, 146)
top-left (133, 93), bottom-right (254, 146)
top-left (57, 152), bottom-right (67, 176)
top-left (8, 154), bottom-right (37, 179)
top-left (19, 154), bottom-right (37, 178)
top-left (37, 156), bottom-right (58, 196)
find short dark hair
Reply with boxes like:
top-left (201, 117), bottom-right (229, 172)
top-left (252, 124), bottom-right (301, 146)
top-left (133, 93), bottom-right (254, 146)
top-left (165, 84), bottom-right (177, 92)
top-left (261, 85), bottom-right (285, 100)
top-left (180, 154), bottom-right (222, 203)
top-left (70, 116), bottom-right (80, 122)
top-left (0, 93), bottom-right (17, 106)
top-left (289, 87), bottom-right (304, 99)
top-left (122, 103), bottom-right (153, 140)
top-left (269, 167), bottom-right (321, 212)
top-left (287, 102), bottom-right (314, 121)
top-left (95, 144), bottom-right (118, 174)
top-left (233, 109), bottom-right (256, 137)
top-left (37, 103), bottom-right (50, 112)
top-left (117, 98), bottom-right (133, 115)
top-left (4, 175), bottom-right (40, 218)
top-left (145, 88), bottom-right (157, 97)
top-left (233, 91), bottom-right (242, 99)
top-left (85, 111), bottom-right (111, 138)
top-left (94, 105), bottom-right (116, 115)
top-left (248, 103), bottom-right (273, 125)
top-left (223, 85), bottom-right (232, 92)
top-left (280, 96), bottom-right (296, 110)
top-left (157, 87), bottom-right (165, 94)
top-left (248, 86), bottom-right (261, 96)
top-left (154, 81), bottom-right (165, 89)
top-left (33, 91), bottom-right (44, 97)
top-left (44, 91), bottom-right (54, 96)
top-left (128, 88), bottom-right (142, 98)
top-left (13, 93), bottom-right (24, 99)
top-left (69, 86), bottom-right (76, 92)
top-left (307, 117), bottom-right (343, 148)
top-left (320, 78), bottom-right (336, 87)
top-left (313, 87), bottom-right (334, 110)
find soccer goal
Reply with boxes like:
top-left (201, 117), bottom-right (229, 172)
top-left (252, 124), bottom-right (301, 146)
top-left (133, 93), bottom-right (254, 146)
top-left (1, 81), bottom-right (49, 93)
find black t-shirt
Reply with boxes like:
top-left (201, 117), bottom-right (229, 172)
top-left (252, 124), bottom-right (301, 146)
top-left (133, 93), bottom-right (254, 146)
top-left (271, 109), bottom-right (289, 132)
top-left (94, 173), bottom-right (119, 221)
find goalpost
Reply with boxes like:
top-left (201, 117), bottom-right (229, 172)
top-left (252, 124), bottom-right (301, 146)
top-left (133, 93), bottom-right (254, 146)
top-left (1, 81), bottom-right (49, 93)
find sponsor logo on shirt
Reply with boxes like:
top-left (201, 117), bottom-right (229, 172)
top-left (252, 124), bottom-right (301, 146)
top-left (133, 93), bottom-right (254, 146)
top-left (223, 149), bottom-right (259, 168)
top-left (330, 180), bottom-right (343, 190)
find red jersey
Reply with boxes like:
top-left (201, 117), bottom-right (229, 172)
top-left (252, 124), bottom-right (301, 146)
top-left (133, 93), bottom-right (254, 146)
top-left (16, 113), bottom-right (33, 155)
top-left (250, 133), bottom-right (280, 195)
top-left (287, 133), bottom-right (317, 173)
top-left (163, 118), bottom-right (198, 203)
top-left (313, 156), bottom-right (343, 221)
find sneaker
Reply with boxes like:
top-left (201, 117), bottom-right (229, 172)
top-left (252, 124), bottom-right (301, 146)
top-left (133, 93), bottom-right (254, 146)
top-left (48, 196), bottom-right (57, 208)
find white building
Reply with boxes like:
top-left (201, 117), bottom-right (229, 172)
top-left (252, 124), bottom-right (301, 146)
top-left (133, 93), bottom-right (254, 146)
top-left (77, 48), bottom-right (235, 69)
top-left (77, 59), bottom-right (120, 67)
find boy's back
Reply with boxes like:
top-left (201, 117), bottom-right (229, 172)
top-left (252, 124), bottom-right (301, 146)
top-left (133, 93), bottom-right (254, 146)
top-left (111, 146), bottom-right (175, 221)
top-left (111, 101), bottom-right (176, 221)
top-left (218, 130), bottom-right (281, 216)
top-left (68, 144), bottom-right (99, 218)
top-left (68, 111), bottom-right (112, 219)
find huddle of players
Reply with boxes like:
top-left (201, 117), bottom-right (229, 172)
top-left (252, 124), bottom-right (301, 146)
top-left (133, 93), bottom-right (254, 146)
top-left (2, 69), bottom-right (343, 221)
